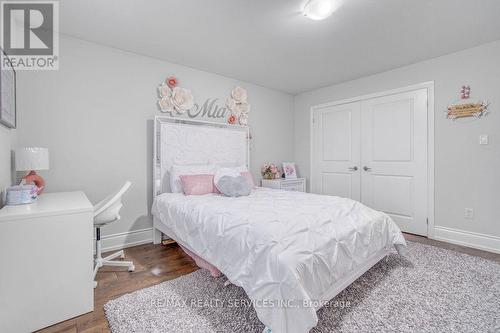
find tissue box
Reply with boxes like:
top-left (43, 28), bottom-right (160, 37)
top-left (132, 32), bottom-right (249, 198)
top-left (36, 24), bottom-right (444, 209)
top-left (5, 185), bottom-right (39, 205)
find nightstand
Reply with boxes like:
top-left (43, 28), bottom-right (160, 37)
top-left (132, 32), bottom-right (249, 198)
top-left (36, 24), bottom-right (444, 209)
top-left (261, 178), bottom-right (306, 192)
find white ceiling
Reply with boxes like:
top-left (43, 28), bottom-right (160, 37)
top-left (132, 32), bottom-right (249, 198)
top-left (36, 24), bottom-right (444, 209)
top-left (60, 0), bottom-right (500, 94)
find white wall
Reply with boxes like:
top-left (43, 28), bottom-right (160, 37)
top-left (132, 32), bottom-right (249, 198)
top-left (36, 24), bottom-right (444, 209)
top-left (13, 34), bottom-right (499, 253)
top-left (0, 126), bottom-right (12, 207)
top-left (294, 40), bottom-right (500, 253)
top-left (15, 36), bottom-right (294, 250)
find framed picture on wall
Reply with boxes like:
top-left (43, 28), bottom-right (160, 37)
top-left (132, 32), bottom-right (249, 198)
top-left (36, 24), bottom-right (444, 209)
top-left (0, 49), bottom-right (16, 129)
top-left (282, 162), bottom-right (297, 179)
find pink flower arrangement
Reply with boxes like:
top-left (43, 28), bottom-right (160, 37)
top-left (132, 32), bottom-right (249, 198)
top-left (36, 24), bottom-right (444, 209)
top-left (261, 163), bottom-right (281, 179)
top-left (166, 76), bottom-right (178, 89)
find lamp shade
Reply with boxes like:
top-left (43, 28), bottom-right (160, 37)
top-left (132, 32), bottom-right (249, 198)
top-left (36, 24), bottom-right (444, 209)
top-left (15, 147), bottom-right (50, 171)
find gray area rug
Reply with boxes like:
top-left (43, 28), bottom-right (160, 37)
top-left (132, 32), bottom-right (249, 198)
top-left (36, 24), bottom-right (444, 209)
top-left (104, 241), bottom-right (500, 332)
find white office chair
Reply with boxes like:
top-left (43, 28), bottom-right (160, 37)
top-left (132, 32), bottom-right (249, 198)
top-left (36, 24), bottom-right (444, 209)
top-left (92, 181), bottom-right (134, 288)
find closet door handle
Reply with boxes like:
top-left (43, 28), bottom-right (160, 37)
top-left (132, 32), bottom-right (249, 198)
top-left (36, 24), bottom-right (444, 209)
top-left (363, 166), bottom-right (372, 172)
top-left (348, 166), bottom-right (358, 171)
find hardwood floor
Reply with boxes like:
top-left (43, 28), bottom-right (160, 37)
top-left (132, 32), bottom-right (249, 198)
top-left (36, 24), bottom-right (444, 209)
top-left (37, 234), bottom-right (499, 333)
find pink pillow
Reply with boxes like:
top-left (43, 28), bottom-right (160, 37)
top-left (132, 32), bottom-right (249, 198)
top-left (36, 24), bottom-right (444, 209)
top-left (240, 171), bottom-right (256, 188)
top-left (179, 174), bottom-right (217, 195)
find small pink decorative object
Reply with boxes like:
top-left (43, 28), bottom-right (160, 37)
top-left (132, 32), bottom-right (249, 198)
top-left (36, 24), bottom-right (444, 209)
top-left (228, 114), bottom-right (237, 124)
top-left (179, 174), bottom-right (217, 195)
top-left (460, 85), bottom-right (471, 99)
top-left (240, 171), bottom-right (256, 188)
top-left (261, 163), bottom-right (280, 180)
top-left (282, 162), bottom-right (298, 179)
top-left (166, 76), bottom-right (178, 89)
top-left (23, 171), bottom-right (46, 194)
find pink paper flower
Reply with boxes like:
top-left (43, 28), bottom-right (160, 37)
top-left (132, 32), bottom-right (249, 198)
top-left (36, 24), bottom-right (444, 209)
top-left (228, 114), bottom-right (237, 124)
top-left (166, 76), bottom-right (178, 89)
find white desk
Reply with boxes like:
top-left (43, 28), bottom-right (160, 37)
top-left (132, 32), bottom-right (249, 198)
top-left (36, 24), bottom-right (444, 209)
top-left (0, 191), bottom-right (94, 333)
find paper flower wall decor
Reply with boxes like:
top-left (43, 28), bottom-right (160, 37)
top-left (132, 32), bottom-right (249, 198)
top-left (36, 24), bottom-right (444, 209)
top-left (157, 76), bottom-right (194, 115)
top-left (446, 85), bottom-right (490, 120)
top-left (460, 85), bottom-right (471, 99)
top-left (228, 114), bottom-right (237, 124)
top-left (166, 76), bottom-right (178, 89)
top-left (226, 86), bottom-right (250, 126)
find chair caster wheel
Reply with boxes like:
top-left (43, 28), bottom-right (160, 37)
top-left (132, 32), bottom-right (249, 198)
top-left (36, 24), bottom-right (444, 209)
top-left (128, 265), bottom-right (135, 272)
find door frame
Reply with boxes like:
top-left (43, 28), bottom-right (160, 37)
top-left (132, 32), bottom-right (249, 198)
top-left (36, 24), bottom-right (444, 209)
top-left (310, 81), bottom-right (435, 237)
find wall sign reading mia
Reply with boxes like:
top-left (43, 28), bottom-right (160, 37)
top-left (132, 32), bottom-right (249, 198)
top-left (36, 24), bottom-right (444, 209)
top-left (187, 98), bottom-right (228, 119)
top-left (157, 75), bottom-right (250, 126)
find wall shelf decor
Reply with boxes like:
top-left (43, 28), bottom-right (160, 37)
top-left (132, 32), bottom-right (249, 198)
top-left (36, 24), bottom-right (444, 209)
top-left (447, 85), bottom-right (489, 120)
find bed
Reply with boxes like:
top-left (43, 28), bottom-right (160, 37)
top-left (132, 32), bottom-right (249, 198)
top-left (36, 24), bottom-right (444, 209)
top-left (152, 116), bottom-right (407, 333)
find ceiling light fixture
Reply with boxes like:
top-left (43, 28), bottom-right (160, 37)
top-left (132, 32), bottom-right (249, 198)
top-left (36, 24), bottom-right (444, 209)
top-left (303, 0), bottom-right (339, 20)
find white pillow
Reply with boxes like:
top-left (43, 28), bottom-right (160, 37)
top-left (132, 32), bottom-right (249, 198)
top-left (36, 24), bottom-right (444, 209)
top-left (170, 164), bottom-right (215, 193)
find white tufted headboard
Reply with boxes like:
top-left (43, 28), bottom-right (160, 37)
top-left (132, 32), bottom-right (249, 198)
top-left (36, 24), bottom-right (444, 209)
top-left (153, 116), bottom-right (250, 196)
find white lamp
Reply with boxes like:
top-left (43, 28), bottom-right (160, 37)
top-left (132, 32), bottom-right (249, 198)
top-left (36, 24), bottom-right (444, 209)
top-left (15, 147), bottom-right (50, 194)
top-left (303, 0), bottom-right (340, 20)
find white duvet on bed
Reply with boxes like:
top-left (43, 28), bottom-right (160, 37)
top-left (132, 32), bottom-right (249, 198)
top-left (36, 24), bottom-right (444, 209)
top-left (152, 188), bottom-right (407, 333)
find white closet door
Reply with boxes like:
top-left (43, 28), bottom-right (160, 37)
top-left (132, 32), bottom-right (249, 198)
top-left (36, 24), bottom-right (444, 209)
top-left (312, 102), bottom-right (361, 200)
top-left (360, 89), bottom-right (428, 235)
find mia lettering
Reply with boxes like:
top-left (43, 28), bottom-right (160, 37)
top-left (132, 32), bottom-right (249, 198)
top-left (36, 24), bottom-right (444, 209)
top-left (157, 76), bottom-right (249, 125)
top-left (188, 99), bottom-right (228, 119)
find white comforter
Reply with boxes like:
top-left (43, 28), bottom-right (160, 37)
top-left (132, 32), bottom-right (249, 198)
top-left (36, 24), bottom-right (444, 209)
top-left (152, 188), bottom-right (406, 333)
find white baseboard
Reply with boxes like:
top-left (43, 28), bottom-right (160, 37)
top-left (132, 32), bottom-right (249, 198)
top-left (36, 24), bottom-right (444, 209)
top-left (432, 226), bottom-right (500, 254)
top-left (95, 227), bottom-right (153, 253)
